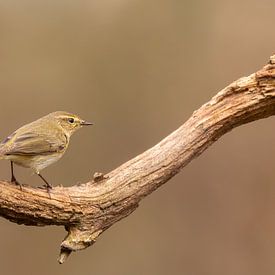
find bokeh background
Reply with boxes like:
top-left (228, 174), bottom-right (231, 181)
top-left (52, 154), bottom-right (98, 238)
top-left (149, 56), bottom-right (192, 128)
top-left (0, 0), bottom-right (275, 274)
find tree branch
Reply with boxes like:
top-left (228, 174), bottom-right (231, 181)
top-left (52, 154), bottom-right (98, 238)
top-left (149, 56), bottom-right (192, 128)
top-left (0, 55), bottom-right (275, 264)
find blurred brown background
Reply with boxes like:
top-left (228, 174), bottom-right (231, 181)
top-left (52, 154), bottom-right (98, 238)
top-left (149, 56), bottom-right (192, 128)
top-left (0, 0), bottom-right (275, 274)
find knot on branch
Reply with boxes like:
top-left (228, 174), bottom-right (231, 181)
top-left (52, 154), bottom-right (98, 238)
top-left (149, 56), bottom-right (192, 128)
top-left (269, 54), bottom-right (275, 65)
top-left (93, 172), bottom-right (109, 182)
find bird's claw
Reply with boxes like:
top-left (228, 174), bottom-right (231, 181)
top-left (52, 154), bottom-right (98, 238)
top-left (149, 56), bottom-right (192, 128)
top-left (11, 179), bottom-right (23, 191)
top-left (42, 183), bottom-right (53, 189)
top-left (42, 184), bottom-right (52, 198)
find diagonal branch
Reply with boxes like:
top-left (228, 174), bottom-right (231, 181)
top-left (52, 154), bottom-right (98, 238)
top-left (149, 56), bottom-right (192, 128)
top-left (0, 55), bottom-right (275, 264)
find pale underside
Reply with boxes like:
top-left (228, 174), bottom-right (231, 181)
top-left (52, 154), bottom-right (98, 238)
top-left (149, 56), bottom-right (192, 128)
top-left (3, 153), bottom-right (64, 172)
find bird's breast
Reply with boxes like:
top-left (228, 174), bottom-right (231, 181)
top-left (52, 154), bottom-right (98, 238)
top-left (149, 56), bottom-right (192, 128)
top-left (8, 152), bottom-right (64, 172)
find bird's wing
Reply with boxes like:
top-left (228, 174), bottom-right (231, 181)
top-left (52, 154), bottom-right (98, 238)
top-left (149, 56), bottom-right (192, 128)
top-left (1, 131), bottom-right (67, 156)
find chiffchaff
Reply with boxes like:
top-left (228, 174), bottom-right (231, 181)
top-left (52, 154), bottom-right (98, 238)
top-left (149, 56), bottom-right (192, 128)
top-left (0, 111), bottom-right (93, 191)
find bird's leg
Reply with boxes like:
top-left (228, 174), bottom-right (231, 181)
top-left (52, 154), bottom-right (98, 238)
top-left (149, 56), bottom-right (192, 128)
top-left (10, 161), bottom-right (22, 190)
top-left (36, 171), bottom-right (52, 196)
top-left (10, 161), bottom-right (16, 182)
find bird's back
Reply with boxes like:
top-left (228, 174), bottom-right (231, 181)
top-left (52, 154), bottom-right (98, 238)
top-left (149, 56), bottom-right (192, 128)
top-left (0, 117), bottom-right (68, 158)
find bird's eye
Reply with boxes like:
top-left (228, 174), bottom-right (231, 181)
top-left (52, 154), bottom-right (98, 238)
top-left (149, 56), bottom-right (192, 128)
top-left (68, 118), bottom-right (74, 123)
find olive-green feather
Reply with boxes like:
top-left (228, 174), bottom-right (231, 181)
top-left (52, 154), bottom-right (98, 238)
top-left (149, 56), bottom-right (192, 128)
top-left (0, 120), bottom-right (67, 156)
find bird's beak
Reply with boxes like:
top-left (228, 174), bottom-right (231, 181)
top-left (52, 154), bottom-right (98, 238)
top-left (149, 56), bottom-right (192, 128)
top-left (80, 120), bottom-right (94, 126)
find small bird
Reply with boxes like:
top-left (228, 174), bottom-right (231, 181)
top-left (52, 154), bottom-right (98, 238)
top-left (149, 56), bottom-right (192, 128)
top-left (0, 111), bottom-right (93, 191)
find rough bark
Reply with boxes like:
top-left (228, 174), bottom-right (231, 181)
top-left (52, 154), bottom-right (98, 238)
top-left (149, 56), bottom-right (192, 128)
top-left (0, 55), bottom-right (275, 264)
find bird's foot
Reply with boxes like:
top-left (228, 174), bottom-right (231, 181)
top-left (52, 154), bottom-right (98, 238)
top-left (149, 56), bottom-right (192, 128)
top-left (42, 182), bottom-right (53, 189)
top-left (42, 183), bottom-right (53, 198)
top-left (11, 178), bottom-right (23, 191)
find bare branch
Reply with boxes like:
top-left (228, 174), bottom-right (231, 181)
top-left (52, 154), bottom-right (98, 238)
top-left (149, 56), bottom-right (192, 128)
top-left (0, 55), bottom-right (275, 263)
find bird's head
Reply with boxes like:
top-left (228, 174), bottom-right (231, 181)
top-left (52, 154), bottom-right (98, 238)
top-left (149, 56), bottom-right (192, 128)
top-left (49, 111), bottom-right (93, 136)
